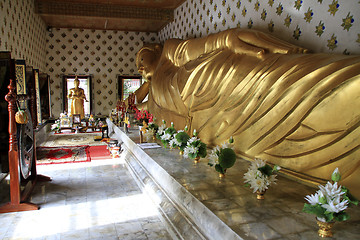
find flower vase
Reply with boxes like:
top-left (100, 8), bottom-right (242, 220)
top-left (194, 156), bottom-right (200, 163)
top-left (219, 169), bottom-right (227, 178)
top-left (316, 218), bottom-right (335, 238)
top-left (256, 190), bottom-right (266, 200)
top-left (179, 150), bottom-right (184, 155)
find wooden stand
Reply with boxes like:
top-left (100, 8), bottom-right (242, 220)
top-left (0, 79), bottom-right (51, 213)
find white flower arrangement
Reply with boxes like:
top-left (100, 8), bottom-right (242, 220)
top-left (160, 122), bottom-right (177, 147)
top-left (243, 158), bottom-right (280, 193)
top-left (183, 130), bottom-right (207, 159)
top-left (303, 168), bottom-right (358, 222)
top-left (169, 131), bottom-right (183, 149)
top-left (208, 137), bottom-right (236, 175)
top-left (156, 120), bottom-right (167, 140)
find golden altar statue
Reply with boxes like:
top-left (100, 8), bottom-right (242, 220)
top-left (136, 28), bottom-right (360, 198)
top-left (68, 77), bottom-right (87, 119)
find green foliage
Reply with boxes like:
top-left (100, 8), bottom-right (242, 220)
top-left (147, 123), bottom-right (158, 131)
top-left (156, 132), bottom-right (162, 140)
top-left (176, 131), bottom-right (190, 144)
top-left (258, 164), bottom-right (273, 176)
top-left (334, 212), bottom-right (350, 222)
top-left (342, 186), bottom-right (359, 205)
top-left (218, 148), bottom-right (236, 169)
top-left (303, 201), bottom-right (353, 222)
top-left (165, 127), bottom-right (177, 135)
top-left (303, 203), bottom-right (327, 220)
top-left (198, 142), bottom-right (207, 158)
top-left (187, 140), bottom-right (207, 159)
top-left (161, 139), bottom-right (168, 148)
top-left (215, 164), bottom-right (225, 174)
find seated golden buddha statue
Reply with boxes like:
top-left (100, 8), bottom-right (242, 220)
top-left (68, 77), bottom-right (88, 120)
top-left (135, 28), bottom-right (360, 198)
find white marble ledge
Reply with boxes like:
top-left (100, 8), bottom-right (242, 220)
top-left (107, 120), bottom-right (360, 240)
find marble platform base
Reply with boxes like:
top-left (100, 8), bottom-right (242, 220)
top-left (108, 120), bottom-right (241, 240)
top-left (107, 120), bottom-right (360, 240)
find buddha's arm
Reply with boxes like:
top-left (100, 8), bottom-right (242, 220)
top-left (163, 29), bottom-right (308, 66)
top-left (68, 89), bottom-right (74, 99)
top-left (134, 81), bottom-right (149, 104)
top-left (79, 89), bottom-right (88, 101)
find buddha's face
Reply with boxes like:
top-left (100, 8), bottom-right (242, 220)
top-left (74, 79), bottom-right (80, 88)
top-left (137, 50), bottom-right (158, 81)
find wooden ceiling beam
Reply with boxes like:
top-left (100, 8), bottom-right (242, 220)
top-left (35, 1), bottom-right (174, 22)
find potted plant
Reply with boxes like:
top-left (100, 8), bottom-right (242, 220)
top-left (156, 120), bottom-right (167, 140)
top-left (134, 108), bottom-right (153, 126)
top-left (208, 137), bottom-right (236, 178)
top-left (243, 158), bottom-right (280, 199)
top-left (302, 168), bottom-right (358, 237)
top-left (160, 122), bottom-right (177, 147)
top-left (183, 129), bottom-right (207, 163)
top-left (169, 126), bottom-right (190, 154)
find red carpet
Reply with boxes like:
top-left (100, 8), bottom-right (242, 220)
top-left (88, 145), bottom-right (111, 160)
top-left (36, 145), bottom-right (90, 165)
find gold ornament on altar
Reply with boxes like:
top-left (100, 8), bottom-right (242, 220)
top-left (135, 28), bottom-right (360, 199)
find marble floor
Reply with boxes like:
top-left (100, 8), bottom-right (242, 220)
top-left (0, 138), bottom-right (172, 240)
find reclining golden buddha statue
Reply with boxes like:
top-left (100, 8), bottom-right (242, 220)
top-left (135, 28), bottom-right (360, 198)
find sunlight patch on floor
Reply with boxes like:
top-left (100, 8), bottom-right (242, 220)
top-left (7, 193), bottom-right (159, 239)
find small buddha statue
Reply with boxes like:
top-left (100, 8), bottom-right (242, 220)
top-left (68, 76), bottom-right (88, 119)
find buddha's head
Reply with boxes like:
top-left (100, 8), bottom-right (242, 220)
top-left (74, 77), bottom-right (80, 88)
top-left (136, 44), bottom-right (162, 81)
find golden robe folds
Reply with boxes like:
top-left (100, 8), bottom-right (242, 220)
top-left (136, 28), bottom-right (360, 198)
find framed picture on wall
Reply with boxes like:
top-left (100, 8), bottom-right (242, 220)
top-left (34, 69), bottom-right (42, 125)
top-left (72, 114), bottom-right (81, 125)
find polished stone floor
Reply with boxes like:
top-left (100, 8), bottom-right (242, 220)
top-left (0, 135), bottom-right (172, 240)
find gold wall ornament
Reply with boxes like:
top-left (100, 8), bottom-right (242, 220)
top-left (135, 28), bottom-right (360, 199)
top-left (15, 60), bottom-right (26, 95)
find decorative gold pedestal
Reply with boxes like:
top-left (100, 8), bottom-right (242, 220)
top-left (256, 190), bottom-right (266, 200)
top-left (317, 218), bottom-right (335, 238)
top-left (219, 173), bottom-right (225, 178)
top-left (194, 156), bottom-right (200, 163)
top-left (179, 150), bottom-right (184, 155)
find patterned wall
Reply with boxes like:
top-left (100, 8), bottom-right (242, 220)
top-left (0, 0), bottom-right (47, 71)
top-left (159, 0), bottom-right (360, 55)
top-left (46, 29), bottom-right (158, 117)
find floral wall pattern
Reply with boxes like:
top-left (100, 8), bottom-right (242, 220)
top-left (46, 29), bottom-right (158, 117)
top-left (0, 0), bottom-right (47, 71)
top-left (159, 0), bottom-right (360, 55)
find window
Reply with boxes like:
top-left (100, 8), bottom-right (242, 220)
top-left (118, 75), bottom-right (142, 101)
